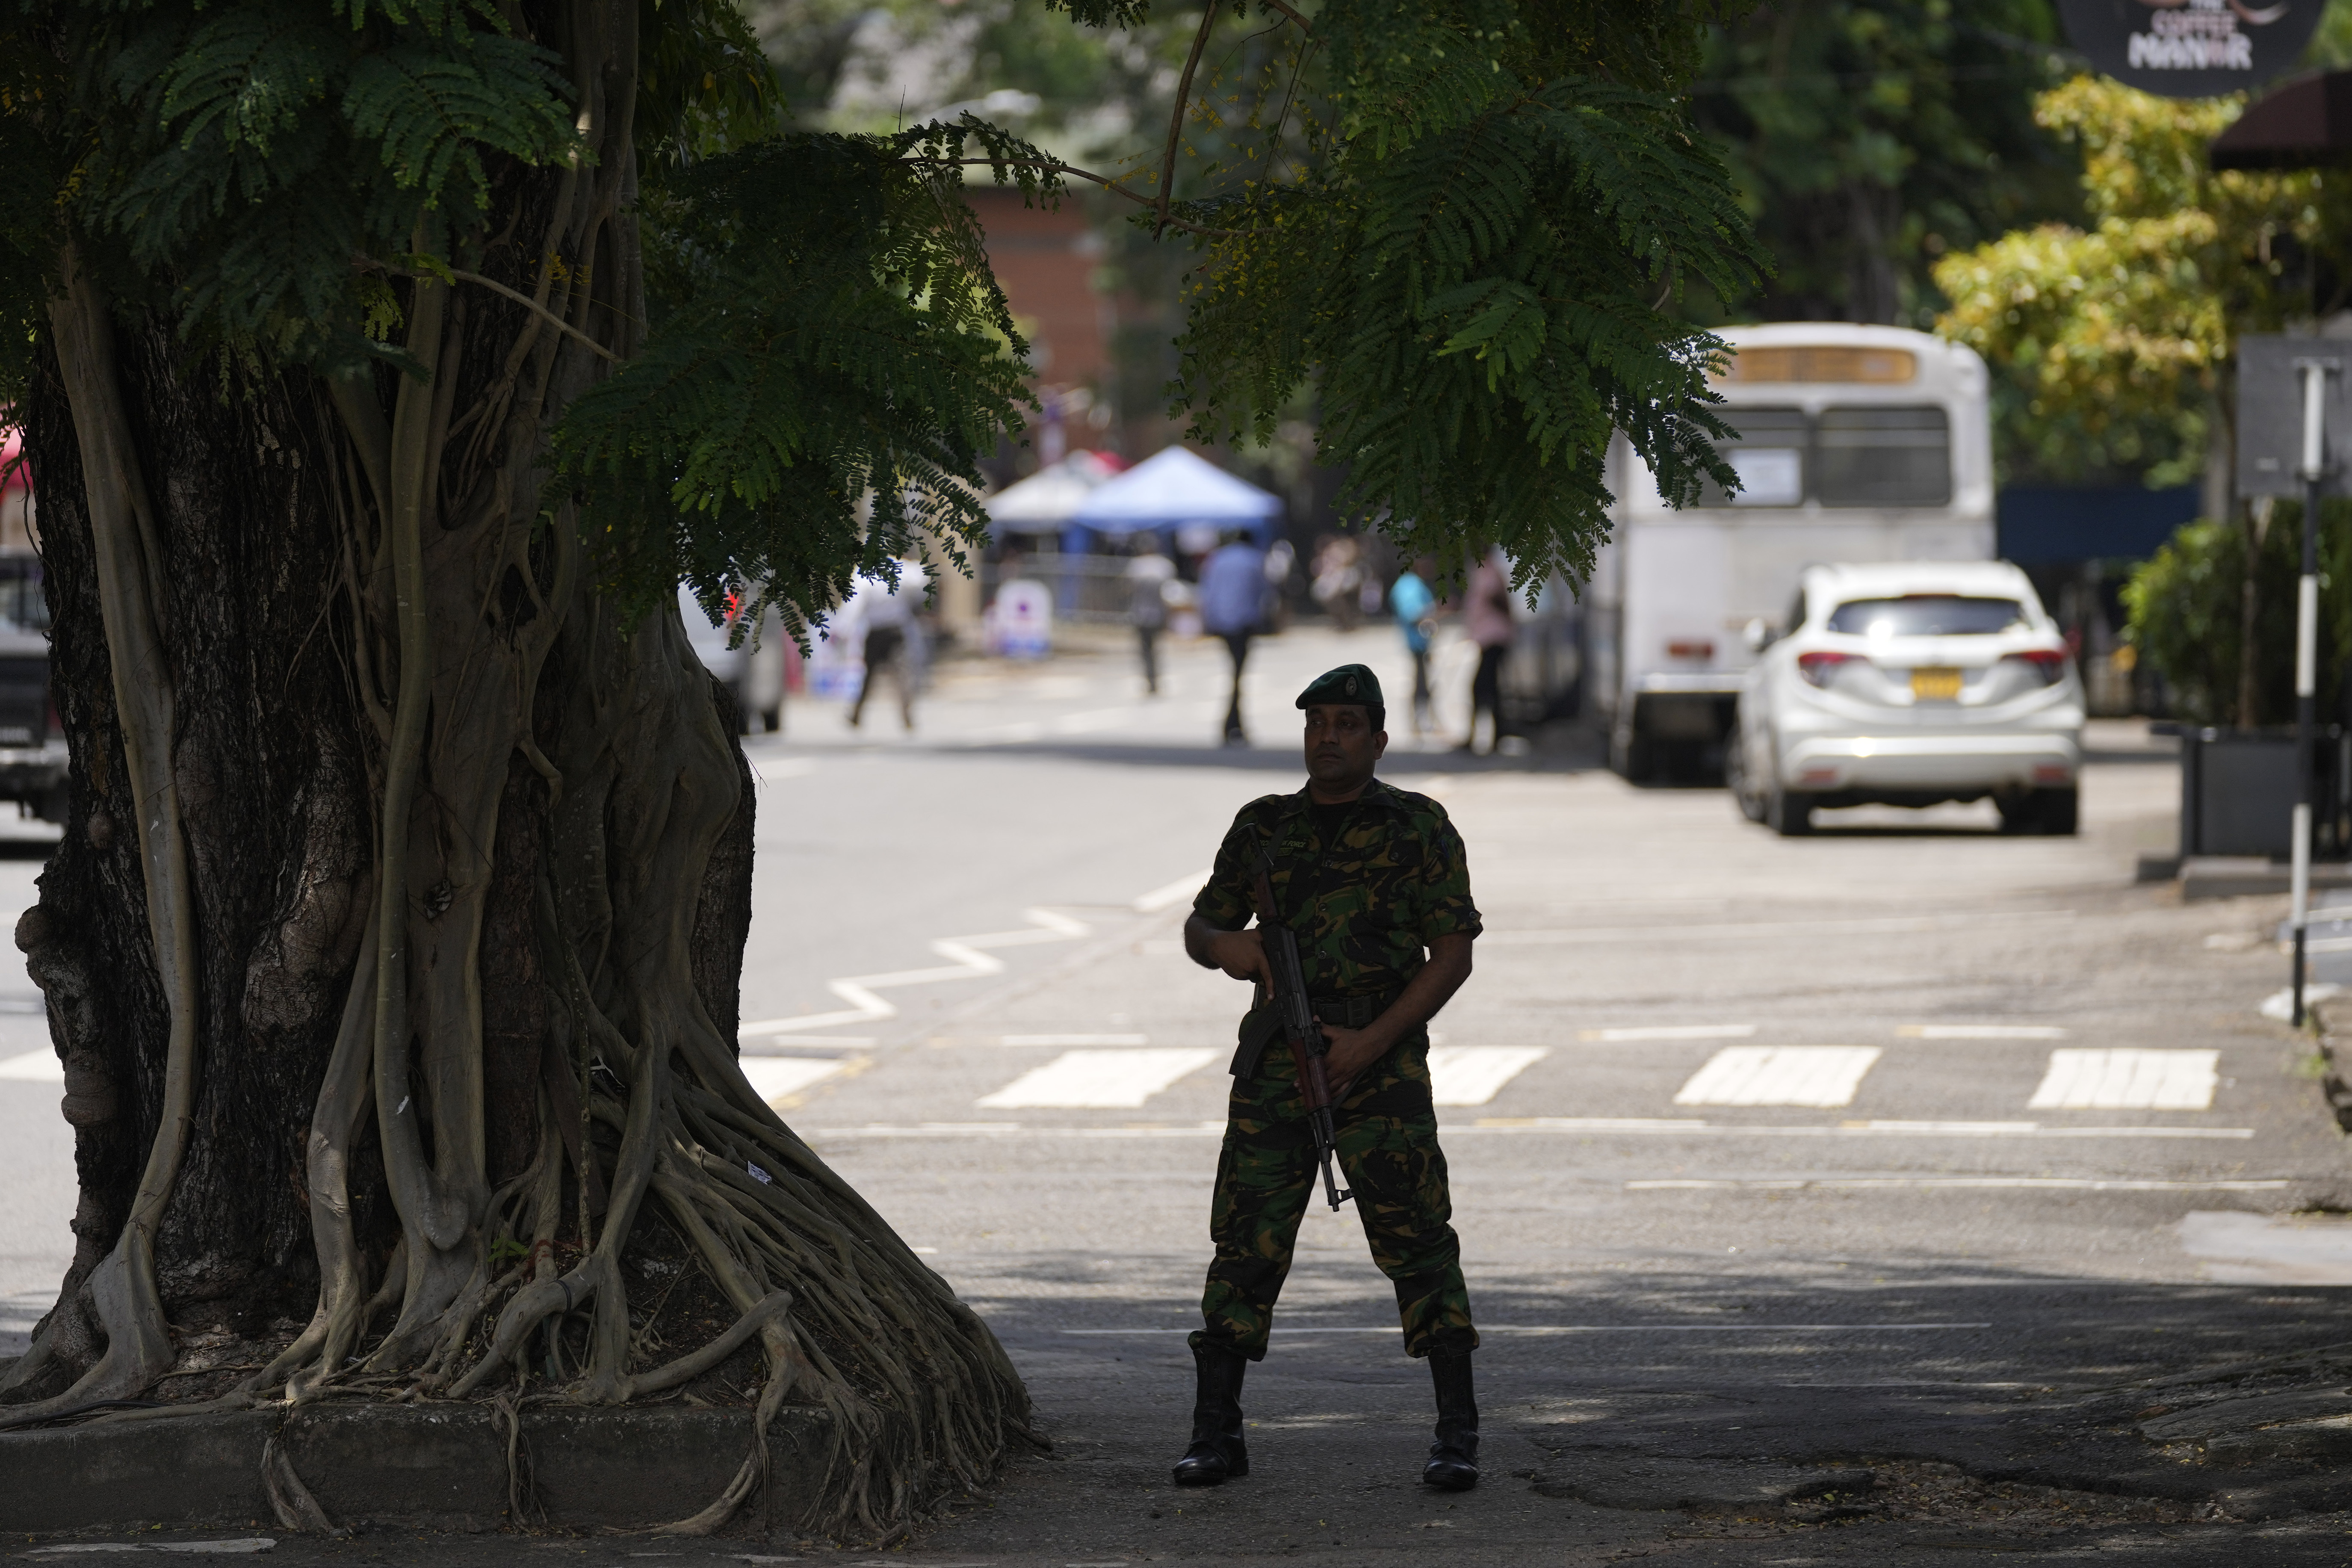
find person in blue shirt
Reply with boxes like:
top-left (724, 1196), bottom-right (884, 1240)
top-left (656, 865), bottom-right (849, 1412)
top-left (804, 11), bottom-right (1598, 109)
top-left (1390, 557), bottom-right (1437, 735)
top-left (1198, 532), bottom-right (1272, 744)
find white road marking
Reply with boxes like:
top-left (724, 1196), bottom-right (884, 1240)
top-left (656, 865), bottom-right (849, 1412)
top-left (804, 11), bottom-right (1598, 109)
top-left (975, 1048), bottom-right (1220, 1109)
top-left (1427, 1046), bottom-right (1548, 1106)
top-left (1133, 870), bottom-right (1212, 913)
top-left (997, 1033), bottom-right (1150, 1047)
top-left (0, 1049), bottom-right (60, 1083)
top-left (745, 1034), bottom-right (873, 1048)
top-left (804, 1118), bottom-right (2256, 1142)
top-left (739, 907), bottom-right (1090, 1036)
top-left (2263, 984), bottom-right (2343, 1020)
top-left (1631, 1177), bottom-right (2287, 1192)
top-left (1482, 909), bottom-right (2073, 947)
top-left (27, 1544), bottom-right (279, 1557)
top-left (1674, 1046), bottom-right (1882, 1108)
top-left (1465, 1117), bottom-right (2253, 1140)
top-left (814, 1121), bottom-right (1226, 1139)
top-left (1898, 1024), bottom-right (2068, 1039)
top-left (2027, 1048), bottom-right (2219, 1111)
top-left (738, 1058), bottom-right (848, 1104)
top-left (752, 758), bottom-right (816, 781)
top-left (1138, 879), bottom-right (1214, 912)
top-left (1581, 1024), bottom-right (1755, 1042)
top-left (1058, 1322), bottom-right (1992, 1335)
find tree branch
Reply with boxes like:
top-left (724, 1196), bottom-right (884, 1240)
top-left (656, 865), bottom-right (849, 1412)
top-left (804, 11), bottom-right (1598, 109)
top-left (1159, 3), bottom-right (1222, 238)
top-left (365, 260), bottom-right (619, 362)
top-left (1257, 0), bottom-right (1312, 34)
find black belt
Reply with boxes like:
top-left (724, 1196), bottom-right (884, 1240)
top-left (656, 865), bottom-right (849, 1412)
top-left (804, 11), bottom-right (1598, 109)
top-left (1231, 989), bottom-right (1399, 1077)
top-left (1310, 995), bottom-right (1386, 1029)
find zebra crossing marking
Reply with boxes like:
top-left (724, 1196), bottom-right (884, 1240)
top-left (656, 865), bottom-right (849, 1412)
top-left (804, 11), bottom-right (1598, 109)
top-left (2027, 1049), bottom-right (2219, 1111)
top-left (1428, 1046), bottom-right (1548, 1106)
top-left (975, 1048), bottom-right (1220, 1110)
top-left (1673, 1046), bottom-right (1882, 1108)
top-left (1581, 1024), bottom-right (1756, 1042)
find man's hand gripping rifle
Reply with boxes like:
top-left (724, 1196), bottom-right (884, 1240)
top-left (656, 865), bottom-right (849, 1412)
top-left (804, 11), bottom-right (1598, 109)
top-left (1251, 851), bottom-right (1351, 1211)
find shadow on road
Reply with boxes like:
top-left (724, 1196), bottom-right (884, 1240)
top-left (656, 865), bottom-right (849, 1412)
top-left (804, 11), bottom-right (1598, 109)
top-left (924, 1254), bottom-right (2352, 1562)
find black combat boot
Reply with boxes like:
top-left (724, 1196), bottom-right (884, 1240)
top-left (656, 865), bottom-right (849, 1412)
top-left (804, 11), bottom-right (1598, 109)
top-left (1171, 1341), bottom-right (1250, 1485)
top-left (1422, 1347), bottom-right (1479, 1490)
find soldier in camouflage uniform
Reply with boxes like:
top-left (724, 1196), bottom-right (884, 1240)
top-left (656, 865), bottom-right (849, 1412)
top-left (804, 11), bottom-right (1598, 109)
top-left (1175, 663), bottom-right (1484, 1491)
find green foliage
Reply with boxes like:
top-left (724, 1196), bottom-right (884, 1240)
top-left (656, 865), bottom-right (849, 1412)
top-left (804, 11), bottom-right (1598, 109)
top-left (1169, 2), bottom-right (1767, 590)
top-left (548, 117), bottom-right (1048, 638)
top-left (1937, 77), bottom-right (2352, 488)
top-left (6, 0), bottom-right (582, 360)
top-left (2123, 505), bottom-right (2352, 726)
top-left (1684, 0), bottom-right (2077, 332)
top-left (3, 0), bottom-right (1766, 631)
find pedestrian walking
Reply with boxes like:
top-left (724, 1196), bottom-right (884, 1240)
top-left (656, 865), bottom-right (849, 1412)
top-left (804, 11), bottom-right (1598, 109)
top-left (1125, 534), bottom-right (1176, 694)
top-left (845, 556), bottom-right (929, 731)
top-left (1460, 549), bottom-right (1513, 755)
top-left (1175, 664), bottom-right (1484, 1491)
top-left (1197, 531), bottom-right (1270, 744)
top-left (1390, 556), bottom-right (1437, 734)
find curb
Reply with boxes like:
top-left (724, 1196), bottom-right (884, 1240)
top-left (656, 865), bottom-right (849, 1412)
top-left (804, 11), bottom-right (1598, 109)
top-left (0, 1402), bottom-right (830, 1534)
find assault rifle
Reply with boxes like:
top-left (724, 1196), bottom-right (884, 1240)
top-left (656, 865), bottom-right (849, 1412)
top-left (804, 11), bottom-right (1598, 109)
top-left (1250, 851), bottom-right (1351, 1211)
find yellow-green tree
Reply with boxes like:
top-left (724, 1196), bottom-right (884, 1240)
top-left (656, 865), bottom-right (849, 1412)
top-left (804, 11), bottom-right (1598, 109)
top-left (1934, 75), bottom-right (2352, 723)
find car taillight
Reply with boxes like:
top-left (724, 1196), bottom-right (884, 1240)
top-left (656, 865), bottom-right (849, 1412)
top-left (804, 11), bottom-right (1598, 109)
top-left (1797, 651), bottom-right (1859, 687)
top-left (2006, 649), bottom-right (2068, 685)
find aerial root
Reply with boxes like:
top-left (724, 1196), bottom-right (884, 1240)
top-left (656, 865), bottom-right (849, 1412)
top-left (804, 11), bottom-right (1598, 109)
top-left (261, 1433), bottom-right (338, 1535)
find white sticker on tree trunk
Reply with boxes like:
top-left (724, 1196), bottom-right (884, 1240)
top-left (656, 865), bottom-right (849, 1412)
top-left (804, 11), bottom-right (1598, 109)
top-left (1672, 1046), bottom-right (1882, 1108)
top-left (976, 1048), bottom-right (1218, 1109)
top-left (2027, 1049), bottom-right (2219, 1110)
top-left (1428, 1046), bottom-right (1549, 1107)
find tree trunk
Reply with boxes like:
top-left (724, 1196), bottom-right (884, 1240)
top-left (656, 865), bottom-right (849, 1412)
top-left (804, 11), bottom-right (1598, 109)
top-left (0, 0), bottom-right (1031, 1536)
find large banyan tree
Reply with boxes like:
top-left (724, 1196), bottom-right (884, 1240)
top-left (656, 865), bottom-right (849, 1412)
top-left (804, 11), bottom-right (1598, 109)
top-left (0, 0), bottom-right (1764, 1534)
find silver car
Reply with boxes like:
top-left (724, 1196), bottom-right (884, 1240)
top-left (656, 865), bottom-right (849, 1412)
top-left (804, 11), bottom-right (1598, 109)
top-left (1728, 561), bottom-right (2085, 836)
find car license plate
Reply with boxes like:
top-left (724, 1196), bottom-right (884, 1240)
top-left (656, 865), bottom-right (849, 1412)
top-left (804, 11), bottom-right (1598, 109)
top-left (1910, 667), bottom-right (1963, 701)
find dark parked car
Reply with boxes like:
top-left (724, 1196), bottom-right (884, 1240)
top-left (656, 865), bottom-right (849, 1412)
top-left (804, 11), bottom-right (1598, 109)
top-left (0, 553), bottom-right (67, 824)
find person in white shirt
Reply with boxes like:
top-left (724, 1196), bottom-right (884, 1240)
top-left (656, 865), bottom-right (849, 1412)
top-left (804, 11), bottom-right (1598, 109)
top-left (846, 557), bottom-right (930, 731)
top-left (1125, 534), bottom-right (1177, 694)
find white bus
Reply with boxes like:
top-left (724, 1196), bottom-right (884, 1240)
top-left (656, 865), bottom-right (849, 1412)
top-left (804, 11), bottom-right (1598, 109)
top-left (1589, 322), bottom-right (1994, 780)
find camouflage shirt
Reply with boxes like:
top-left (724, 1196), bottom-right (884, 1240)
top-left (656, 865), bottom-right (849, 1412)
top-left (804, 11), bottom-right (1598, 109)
top-left (1193, 778), bottom-right (1482, 999)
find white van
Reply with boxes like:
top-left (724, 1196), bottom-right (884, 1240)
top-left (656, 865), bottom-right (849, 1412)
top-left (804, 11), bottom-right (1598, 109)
top-left (1588, 323), bottom-right (1994, 780)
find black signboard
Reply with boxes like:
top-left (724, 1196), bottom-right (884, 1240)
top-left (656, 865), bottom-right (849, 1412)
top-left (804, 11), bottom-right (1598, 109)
top-left (2059, 0), bottom-right (2324, 100)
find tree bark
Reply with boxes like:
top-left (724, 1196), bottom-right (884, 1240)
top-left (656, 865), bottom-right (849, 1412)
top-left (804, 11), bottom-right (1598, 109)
top-left (0, 0), bottom-right (1032, 1534)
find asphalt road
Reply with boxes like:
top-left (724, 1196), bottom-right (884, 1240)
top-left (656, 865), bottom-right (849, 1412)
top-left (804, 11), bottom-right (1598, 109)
top-left (9, 622), bottom-right (2352, 1564)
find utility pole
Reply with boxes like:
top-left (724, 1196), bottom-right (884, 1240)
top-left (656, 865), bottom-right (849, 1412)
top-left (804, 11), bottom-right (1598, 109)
top-left (2292, 357), bottom-right (2335, 1026)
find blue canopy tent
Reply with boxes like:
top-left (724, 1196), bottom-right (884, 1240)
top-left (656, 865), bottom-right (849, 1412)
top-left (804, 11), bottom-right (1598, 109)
top-left (1063, 446), bottom-right (1283, 558)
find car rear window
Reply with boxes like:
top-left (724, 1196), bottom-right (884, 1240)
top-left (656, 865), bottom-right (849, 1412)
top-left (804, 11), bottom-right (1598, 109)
top-left (1825, 596), bottom-right (2027, 637)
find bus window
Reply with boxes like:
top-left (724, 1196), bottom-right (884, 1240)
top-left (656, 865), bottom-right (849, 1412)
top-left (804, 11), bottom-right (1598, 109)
top-left (1694, 408), bottom-right (1806, 507)
top-left (1814, 406), bottom-right (1950, 508)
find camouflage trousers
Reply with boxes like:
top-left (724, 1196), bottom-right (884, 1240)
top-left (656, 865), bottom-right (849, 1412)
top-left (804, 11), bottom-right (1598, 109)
top-left (1192, 1031), bottom-right (1478, 1362)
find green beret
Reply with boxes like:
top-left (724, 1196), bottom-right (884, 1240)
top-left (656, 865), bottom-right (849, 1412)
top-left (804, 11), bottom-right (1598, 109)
top-left (1296, 664), bottom-right (1384, 710)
